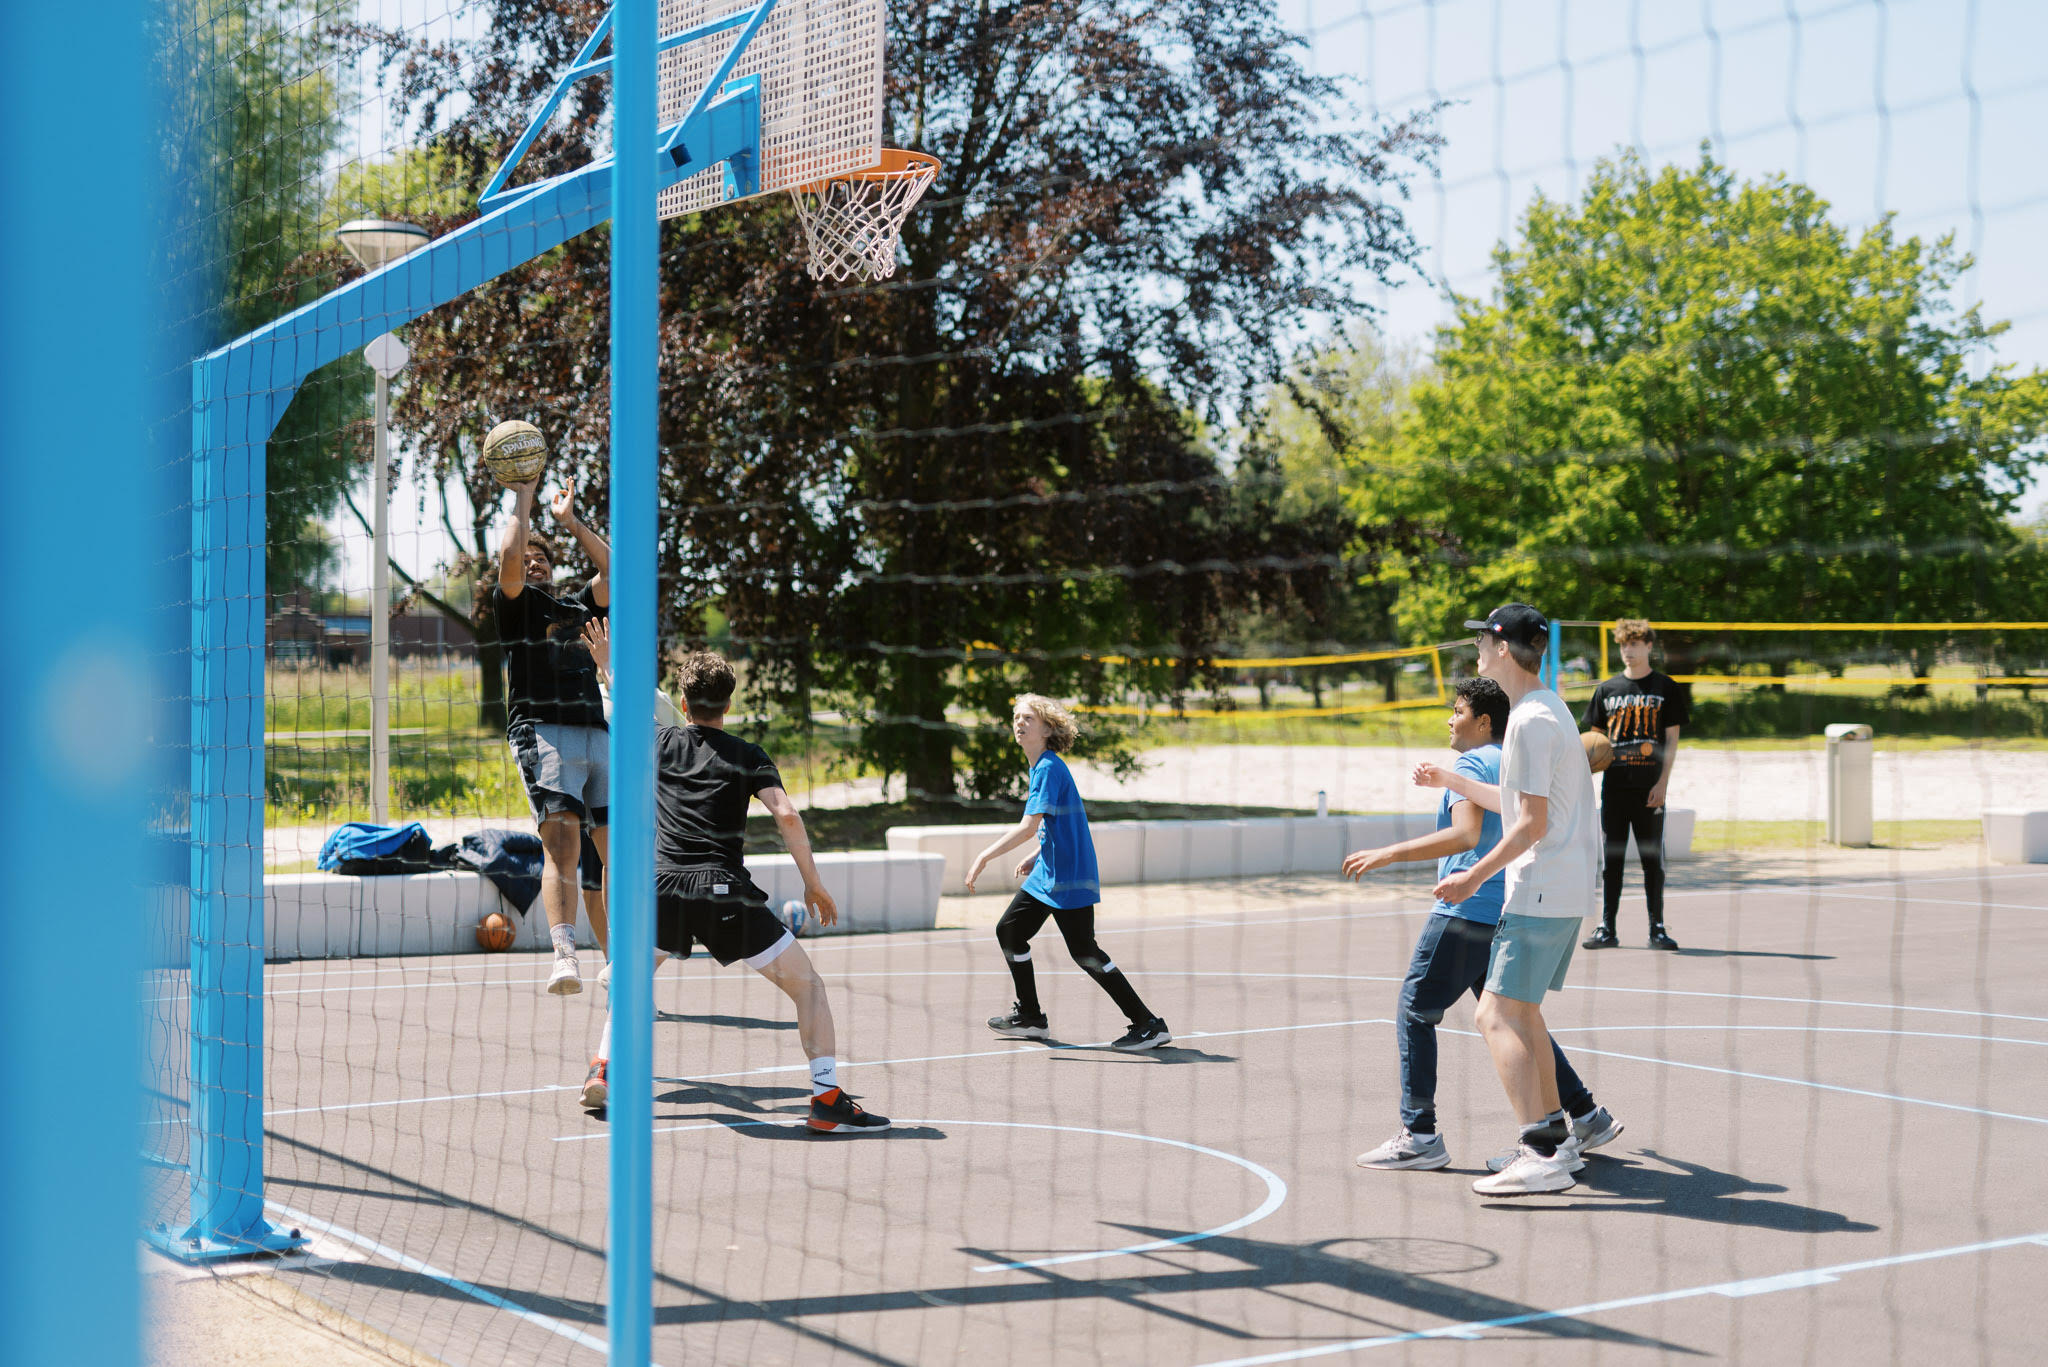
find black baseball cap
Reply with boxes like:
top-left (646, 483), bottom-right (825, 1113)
top-left (1464, 603), bottom-right (1550, 648)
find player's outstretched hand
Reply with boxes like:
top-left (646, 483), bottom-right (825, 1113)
top-left (962, 856), bottom-right (986, 894)
top-left (507, 476), bottom-right (540, 502)
top-left (1412, 761), bottom-right (1451, 789)
top-left (1342, 847), bottom-right (1393, 880)
top-left (1433, 869), bottom-right (1479, 905)
top-left (580, 617), bottom-right (611, 683)
top-left (550, 479), bottom-right (580, 526)
top-left (806, 881), bottom-right (838, 928)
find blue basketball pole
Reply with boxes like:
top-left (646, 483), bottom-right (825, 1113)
top-left (1, 1), bottom-right (148, 1358)
top-left (608, 0), bottom-right (659, 1359)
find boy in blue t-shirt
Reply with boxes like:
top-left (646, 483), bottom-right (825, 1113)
top-left (964, 695), bottom-right (1171, 1051)
top-left (1342, 677), bottom-right (1619, 1172)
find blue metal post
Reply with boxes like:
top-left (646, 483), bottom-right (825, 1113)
top-left (609, 0), bottom-right (658, 1360)
top-left (0, 0), bottom-right (148, 1356)
top-left (158, 0), bottom-right (767, 1274)
top-left (1545, 625), bottom-right (1564, 692)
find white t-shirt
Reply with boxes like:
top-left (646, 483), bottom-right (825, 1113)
top-left (1499, 687), bottom-right (1598, 918)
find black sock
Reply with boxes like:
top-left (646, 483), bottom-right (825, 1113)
top-left (1520, 1117), bottom-right (1570, 1157)
top-left (1004, 954), bottom-right (1043, 1018)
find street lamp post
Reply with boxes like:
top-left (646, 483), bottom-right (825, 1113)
top-left (335, 219), bottom-right (431, 824)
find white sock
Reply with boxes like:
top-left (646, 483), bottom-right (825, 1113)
top-left (809, 1055), bottom-right (838, 1096)
top-left (551, 923), bottom-right (577, 957)
top-left (596, 1013), bottom-right (612, 1064)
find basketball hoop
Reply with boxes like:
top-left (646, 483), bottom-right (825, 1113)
top-left (788, 149), bottom-right (940, 283)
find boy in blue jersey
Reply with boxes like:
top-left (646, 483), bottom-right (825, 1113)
top-left (964, 694), bottom-right (1172, 1051)
top-left (1345, 677), bottom-right (1620, 1172)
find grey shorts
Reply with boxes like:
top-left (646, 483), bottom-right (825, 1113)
top-left (508, 721), bottom-right (610, 827)
top-left (1485, 912), bottom-right (1582, 1004)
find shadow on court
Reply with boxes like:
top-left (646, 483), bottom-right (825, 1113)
top-left (656, 1009), bottom-right (800, 1029)
top-left (1510, 1149), bottom-right (1878, 1233)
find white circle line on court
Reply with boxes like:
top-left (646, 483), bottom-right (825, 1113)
top-left (555, 1116), bottom-right (1288, 1275)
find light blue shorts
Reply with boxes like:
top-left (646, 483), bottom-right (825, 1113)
top-left (1485, 912), bottom-right (1582, 1004)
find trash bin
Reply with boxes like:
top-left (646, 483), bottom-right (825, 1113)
top-left (1825, 723), bottom-right (1874, 846)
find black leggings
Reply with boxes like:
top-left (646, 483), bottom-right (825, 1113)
top-left (1601, 779), bottom-right (1666, 927)
top-left (995, 891), bottom-right (1152, 1025)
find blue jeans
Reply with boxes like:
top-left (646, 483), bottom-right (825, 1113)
top-left (1398, 912), bottom-right (1594, 1134)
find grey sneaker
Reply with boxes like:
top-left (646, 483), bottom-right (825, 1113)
top-left (1472, 1145), bottom-right (1576, 1196)
top-left (1572, 1105), bottom-right (1624, 1153)
top-left (1355, 1129), bottom-right (1451, 1171)
top-left (1486, 1133), bottom-right (1584, 1173)
top-left (547, 953), bottom-right (582, 996)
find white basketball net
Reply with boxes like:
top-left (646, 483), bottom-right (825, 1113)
top-left (789, 151), bottom-right (940, 282)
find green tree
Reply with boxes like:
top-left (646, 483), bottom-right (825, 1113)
top-left (1350, 150), bottom-right (2048, 667)
top-left (167, 1), bottom-right (362, 595)
top-left (364, 0), bottom-right (1440, 800)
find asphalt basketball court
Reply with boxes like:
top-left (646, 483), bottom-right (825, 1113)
top-left (206, 863), bottom-right (2048, 1364)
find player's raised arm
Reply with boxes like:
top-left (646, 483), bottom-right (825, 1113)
top-left (497, 478), bottom-right (540, 597)
top-left (757, 785), bottom-right (838, 927)
top-left (1414, 760), bottom-right (1503, 813)
top-left (551, 479), bottom-right (610, 607)
top-left (1343, 799), bottom-right (1484, 879)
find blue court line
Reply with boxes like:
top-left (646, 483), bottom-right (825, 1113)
top-left (1191, 1230), bottom-right (2048, 1366)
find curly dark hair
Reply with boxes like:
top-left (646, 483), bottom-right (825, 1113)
top-left (1453, 675), bottom-right (1509, 741)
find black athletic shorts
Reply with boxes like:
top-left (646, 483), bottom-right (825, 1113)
top-left (655, 867), bottom-right (790, 967)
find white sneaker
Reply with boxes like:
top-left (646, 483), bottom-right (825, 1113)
top-left (1486, 1133), bottom-right (1585, 1174)
top-left (598, 959), bottom-right (612, 1003)
top-left (1472, 1145), bottom-right (1576, 1196)
top-left (547, 953), bottom-right (582, 996)
top-left (1573, 1105), bottom-right (1624, 1153)
top-left (1355, 1129), bottom-right (1451, 1171)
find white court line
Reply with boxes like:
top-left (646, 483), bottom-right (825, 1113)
top-left (1549, 1024), bottom-right (2048, 1048)
top-left (1433, 1030), bottom-right (2048, 1127)
top-left (1665, 868), bottom-right (2048, 899)
top-left (264, 1199), bottom-right (621, 1362)
top-left (1804, 890), bottom-right (2048, 913)
top-left (271, 1085), bottom-right (573, 1118)
top-left (1191, 1230), bottom-right (2048, 1366)
top-left (554, 1117), bottom-right (1289, 1274)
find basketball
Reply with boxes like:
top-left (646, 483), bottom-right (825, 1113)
top-left (481, 419), bottom-right (547, 486)
top-left (781, 899), bottom-right (811, 938)
top-left (1581, 730), bottom-right (1614, 774)
top-left (476, 910), bottom-right (517, 952)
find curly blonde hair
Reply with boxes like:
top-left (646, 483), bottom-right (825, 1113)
top-left (1613, 618), bottom-right (1657, 645)
top-left (1012, 693), bottom-right (1079, 752)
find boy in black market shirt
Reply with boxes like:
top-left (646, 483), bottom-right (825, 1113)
top-left (492, 475), bottom-right (612, 995)
top-left (1579, 618), bottom-right (1689, 950)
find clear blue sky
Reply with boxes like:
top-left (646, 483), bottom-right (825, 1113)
top-left (1281, 0), bottom-right (2048, 374)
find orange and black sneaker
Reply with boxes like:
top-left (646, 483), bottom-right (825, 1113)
top-left (579, 1058), bottom-right (608, 1111)
top-left (808, 1087), bottom-right (890, 1135)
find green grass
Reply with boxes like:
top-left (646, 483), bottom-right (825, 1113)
top-left (1691, 819), bottom-right (1984, 852)
top-left (742, 798), bottom-right (1312, 855)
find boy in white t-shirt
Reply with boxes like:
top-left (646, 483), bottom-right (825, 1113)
top-left (1432, 603), bottom-right (1602, 1196)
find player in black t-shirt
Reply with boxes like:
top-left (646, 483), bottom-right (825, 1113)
top-left (575, 636), bottom-right (887, 1134)
top-left (492, 476), bottom-right (612, 995)
top-left (1579, 618), bottom-right (1689, 950)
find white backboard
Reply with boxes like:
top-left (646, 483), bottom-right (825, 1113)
top-left (657, 0), bottom-right (884, 219)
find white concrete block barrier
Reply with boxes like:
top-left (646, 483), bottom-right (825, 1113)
top-left (891, 815), bottom-right (1443, 897)
top-left (262, 851), bottom-right (945, 960)
top-left (1983, 809), bottom-right (2048, 864)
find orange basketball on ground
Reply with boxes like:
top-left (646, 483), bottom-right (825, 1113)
top-left (477, 910), bottom-right (517, 952)
top-left (1581, 730), bottom-right (1614, 775)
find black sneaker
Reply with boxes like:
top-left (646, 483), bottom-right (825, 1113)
top-left (988, 1003), bottom-right (1050, 1039)
top-left (1647, 927), bottom-right (1680, 951)
top-left (579, 1058), bottom-right (608, 1111)
top-left (1111, 1017), bottom-right (1172, 1051)
top-left (1581, 924), bottom-right (1619, 950)
top-left (808, 1087), bottom-right (890, 1134)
